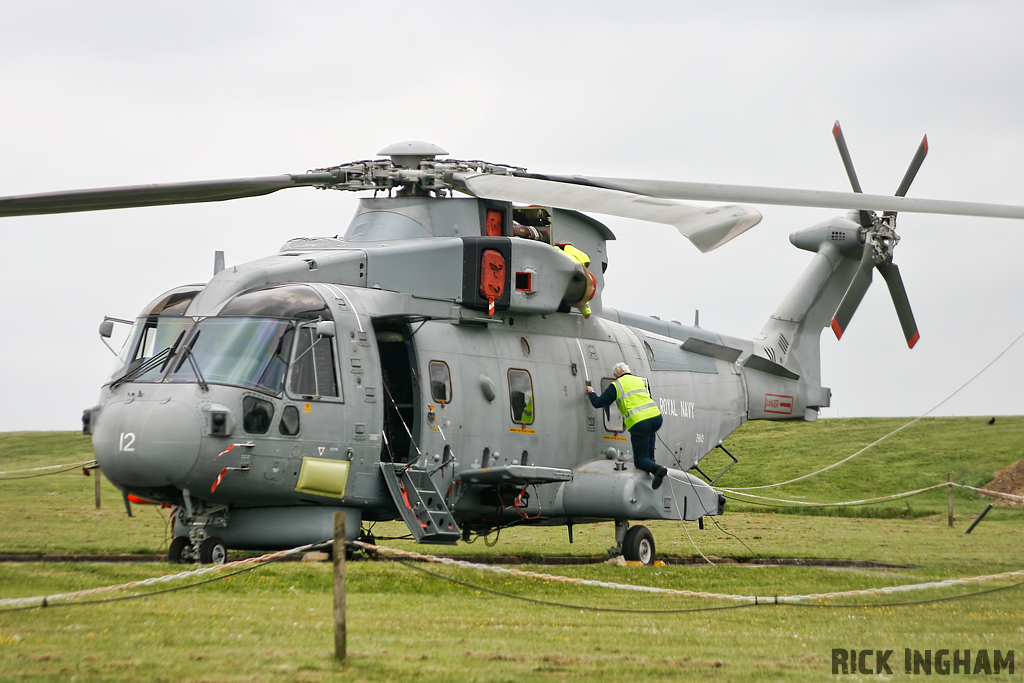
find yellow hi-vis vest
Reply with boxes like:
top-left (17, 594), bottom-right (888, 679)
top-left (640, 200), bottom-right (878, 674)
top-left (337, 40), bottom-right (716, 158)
top-left (612, 374), bottom-right (660, 429)
top-left (520, 396), bottom-right (534, 424)
top-left (560, 243), bottom-right (590, 267)
top-left (558, 244), bottom-right (593, 317)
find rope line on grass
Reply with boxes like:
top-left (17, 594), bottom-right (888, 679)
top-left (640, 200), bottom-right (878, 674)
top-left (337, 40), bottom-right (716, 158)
top-left (717, 479), bottom-right (1024, 508)
top-left (353, 541), bottom-right (1024, 604)
top-left (716, 482), bottom-right (948, 507)
top-left (727, 327), bottom-right (1024, 491)
top-left (0, 460), bottom-right (96, 478)
top-left (0, 540), bottom-right (326, 610)
top-left (396, 555), bottom-right (1024, 612)
top-left (954, 483), bottom-right (1024, 503)
top-left (394, 558), bottom-right (753, 614)
top-left (0, 562), bottom-right (269, 613)
top-left (3, 536), bottom-right (1023, 612)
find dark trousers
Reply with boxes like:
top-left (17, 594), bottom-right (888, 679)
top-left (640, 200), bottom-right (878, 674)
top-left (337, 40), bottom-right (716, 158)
top-left (628, 414), bottom-right (663, 475)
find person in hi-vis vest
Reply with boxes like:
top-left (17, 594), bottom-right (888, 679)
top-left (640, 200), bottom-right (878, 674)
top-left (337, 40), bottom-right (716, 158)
top-left (585, 362), bottom-right (668, 489)
top-left (556, 243), bottom-right (593, 318)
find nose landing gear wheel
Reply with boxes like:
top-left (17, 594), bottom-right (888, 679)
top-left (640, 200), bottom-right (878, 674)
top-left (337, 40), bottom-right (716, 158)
top-left (199, 537), bottom-right (228, 565)
top-left (168, 536), bottom-right (190, 564)
top-left (622, 525), bottom-right (655, 566)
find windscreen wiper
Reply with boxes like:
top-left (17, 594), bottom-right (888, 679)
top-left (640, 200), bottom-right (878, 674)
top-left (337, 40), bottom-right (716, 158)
top-left (111, 346), bottom-right (172, 389)
top-left (172, 331), bottom-right (209, 391)
top-left (110, 330), bottom-right (187, 389)
top-left (159, 329), bottom-right (187, 373)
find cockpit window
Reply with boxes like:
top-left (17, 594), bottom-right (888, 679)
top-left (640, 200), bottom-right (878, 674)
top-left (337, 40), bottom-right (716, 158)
top-left (107, 316), bottom-right (194, 385)
top-left (220, 284), bottom-right (332, 321)
top-left (140, 284), bottom-right (204, 317)
top-left (167, 318), bottom-right (294, 394)
top-left (110, 285), bottom-right (344, 398)
top-left (288, 324), bottom-right (339, 398)
top-left (106, 285), bottom-right (203, 385)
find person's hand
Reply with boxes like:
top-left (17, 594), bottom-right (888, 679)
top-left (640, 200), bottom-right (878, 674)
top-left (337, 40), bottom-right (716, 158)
top-left (584, 382), bottom-right (593, 394)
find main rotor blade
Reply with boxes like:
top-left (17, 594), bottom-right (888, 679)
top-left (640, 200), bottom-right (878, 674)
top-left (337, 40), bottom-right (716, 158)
top-left (0, 173), bottom-right (340, 217)
top-left (831, 120), bottom-right (873, 228)
top-left (877, 262), bottom-right (920, 348)
top-left (524, 174), bottom-right (1024, 220)
top-left (456, 172), bottom-right (762, 252)
top-left (894, 135), bottom-right (929, 199)
top-left (830, 243), bottom-right (875, 340)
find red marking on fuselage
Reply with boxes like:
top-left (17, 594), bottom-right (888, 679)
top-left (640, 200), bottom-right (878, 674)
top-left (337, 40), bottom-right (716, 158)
top-left (765, 394), bottom-right (794, 415)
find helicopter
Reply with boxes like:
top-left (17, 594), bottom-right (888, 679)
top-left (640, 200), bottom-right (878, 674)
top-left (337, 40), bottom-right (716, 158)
top-left (3, 127), bottom-right (1023, 566)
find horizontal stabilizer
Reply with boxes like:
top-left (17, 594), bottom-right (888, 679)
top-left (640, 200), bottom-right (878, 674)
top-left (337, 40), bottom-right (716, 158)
top-left (681, 337), bottom-right (742, 363)
top-left (742, 354), bottom-right (800, 380)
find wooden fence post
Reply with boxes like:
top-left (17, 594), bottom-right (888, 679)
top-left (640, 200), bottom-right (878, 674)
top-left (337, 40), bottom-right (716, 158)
top-left (948, 473), bottom-right (954, 528)
top-left (333, 512), bottom-right (347, 662)
top-left (84, 464), bottom-right (101, 509)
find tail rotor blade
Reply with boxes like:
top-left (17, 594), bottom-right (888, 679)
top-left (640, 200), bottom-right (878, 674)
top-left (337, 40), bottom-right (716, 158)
top-left (832, 121), bottom-right (864, 194)
top-left (831, 243), bottom-right (875, 340)
top-left (832, 120), bottom-right (873, 227)
top-left (877, 262), bottom-right (920, 348)
top-left (894, 134), bottom-right (929, 199)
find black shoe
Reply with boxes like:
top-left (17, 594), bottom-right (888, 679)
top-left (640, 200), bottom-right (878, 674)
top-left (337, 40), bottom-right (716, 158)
top-left (652, 466), bottom-right (668, 490)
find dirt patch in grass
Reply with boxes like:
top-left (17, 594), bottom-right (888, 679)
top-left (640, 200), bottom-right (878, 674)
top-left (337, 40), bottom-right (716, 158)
top-left (982, 460), bottom-right (1024, 507)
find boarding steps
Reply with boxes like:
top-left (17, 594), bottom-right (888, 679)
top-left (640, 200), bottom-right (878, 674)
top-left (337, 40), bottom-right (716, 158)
top-left (380, 463), bottom-right (460, 544)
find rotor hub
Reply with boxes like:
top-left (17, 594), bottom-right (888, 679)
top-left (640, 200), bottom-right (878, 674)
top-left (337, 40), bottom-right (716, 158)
top-left (309, 145), bottom-right (525, 197)
top-left (377, 140), bottom-right (449, 169)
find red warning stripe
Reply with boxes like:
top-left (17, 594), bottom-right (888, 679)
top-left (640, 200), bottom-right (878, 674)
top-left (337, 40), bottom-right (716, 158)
top-left (211, 468), bottom-right (227, 493)
top-left (213, 444), bottom-right (236, 461)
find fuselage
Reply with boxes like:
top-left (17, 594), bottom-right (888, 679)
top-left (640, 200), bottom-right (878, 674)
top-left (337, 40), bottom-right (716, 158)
top-left (90, 283), bottom-right (748, 522)
top-left (86, 194), bottom-right (840, 551)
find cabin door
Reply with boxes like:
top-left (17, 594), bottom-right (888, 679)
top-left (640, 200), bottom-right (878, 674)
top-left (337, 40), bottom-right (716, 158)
top-left (374, 319), bottom-right (420, 464)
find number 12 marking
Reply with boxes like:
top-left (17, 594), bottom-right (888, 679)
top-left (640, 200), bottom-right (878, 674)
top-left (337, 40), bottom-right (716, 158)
top-left (119, 432), bottom-right (136, 452)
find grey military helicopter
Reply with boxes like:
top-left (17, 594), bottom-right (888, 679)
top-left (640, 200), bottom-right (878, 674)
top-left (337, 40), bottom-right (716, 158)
top-left (3, 126), bottom-right (1023, 565)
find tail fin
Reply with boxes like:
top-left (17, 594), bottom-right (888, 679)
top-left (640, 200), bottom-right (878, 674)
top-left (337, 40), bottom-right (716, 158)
top-left (744, 215), bottom-right (867, 421)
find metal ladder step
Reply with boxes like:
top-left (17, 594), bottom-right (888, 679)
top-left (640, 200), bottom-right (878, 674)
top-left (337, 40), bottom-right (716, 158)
top-left (380, 463), bottom-right (460, 544)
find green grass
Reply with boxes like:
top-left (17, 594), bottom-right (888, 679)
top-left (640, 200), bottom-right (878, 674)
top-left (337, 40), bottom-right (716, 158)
top-left (1, 421), bottom-right (1023, 681)
top-left (704, 416), bottom-right (1024, 518)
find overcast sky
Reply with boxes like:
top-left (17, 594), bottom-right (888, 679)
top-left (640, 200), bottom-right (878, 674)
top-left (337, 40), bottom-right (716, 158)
top-left (1, 1), bottom-right (1022, 431)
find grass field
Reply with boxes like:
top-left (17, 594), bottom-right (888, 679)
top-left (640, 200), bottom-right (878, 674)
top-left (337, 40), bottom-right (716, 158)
top-left (1, 418), bottom-right (1023, 681)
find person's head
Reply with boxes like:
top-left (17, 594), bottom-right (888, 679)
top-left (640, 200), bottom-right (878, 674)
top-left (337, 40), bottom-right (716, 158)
top-left (612, 362), bottom-right (630, 378)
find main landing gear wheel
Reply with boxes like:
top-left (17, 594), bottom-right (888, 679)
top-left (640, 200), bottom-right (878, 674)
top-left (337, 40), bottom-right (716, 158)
top-left (348, 529), bottom-right (377, 560)
top-left (168, 536), bottom-right (190, 564)
top-left (623, 525), bottom-right (655, 566)
top-left (199, 536), bottom-right (228, 565)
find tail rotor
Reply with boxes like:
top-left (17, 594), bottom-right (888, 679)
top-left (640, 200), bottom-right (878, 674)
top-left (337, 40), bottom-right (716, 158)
top-left (829, 121), bottom-right (924, 348)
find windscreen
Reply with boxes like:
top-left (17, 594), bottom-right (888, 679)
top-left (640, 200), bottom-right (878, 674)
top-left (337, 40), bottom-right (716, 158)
top-left (107, 316), bottom-right (194, 385)
top-left (166, 318), bottom-right (293, 394)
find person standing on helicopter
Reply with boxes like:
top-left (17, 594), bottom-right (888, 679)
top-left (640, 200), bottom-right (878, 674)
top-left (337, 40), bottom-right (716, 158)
top-left (585, 362), bottom-right (668, 489)
top-left (556, 243), bottom-right (593, 318)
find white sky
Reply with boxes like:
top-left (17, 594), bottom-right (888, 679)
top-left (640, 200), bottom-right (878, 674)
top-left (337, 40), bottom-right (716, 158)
top-left (1, 1), bottom-right (1022, 431)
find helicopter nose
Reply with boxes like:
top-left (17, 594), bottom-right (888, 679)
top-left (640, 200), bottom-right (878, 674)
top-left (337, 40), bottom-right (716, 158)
top-left (92, 396), bottom-right (202, 489)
